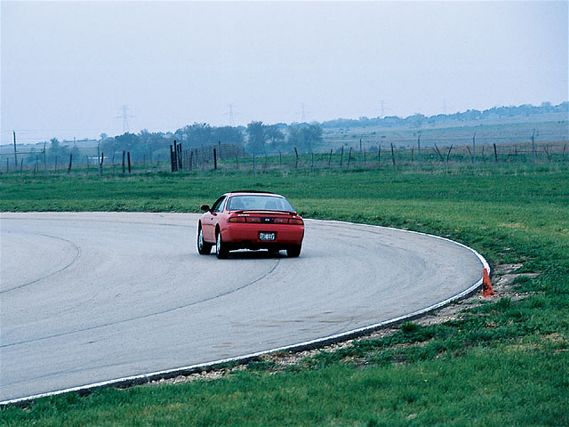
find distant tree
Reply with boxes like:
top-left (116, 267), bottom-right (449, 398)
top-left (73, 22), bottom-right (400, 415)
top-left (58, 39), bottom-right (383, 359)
top-left (246, 121), bottom-right (266, 154)
top-left (213, 126), bottom-right (245, 146)
top-left (265, 125), bottom-right (285, 149)
top-left (287, 123), bottom-right (323, 153)
top-left (47, 138), bottom-right (70, 162)
top-left (175, 123), bottom-right (213, 146)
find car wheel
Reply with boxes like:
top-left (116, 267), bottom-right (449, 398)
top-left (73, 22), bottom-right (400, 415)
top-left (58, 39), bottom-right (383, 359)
top-left (287, 245), bottom-right (301, 258)
top-left (197, 225), bottom-right (212, 255)
top-left (216, 230), bottom-right (229, 259)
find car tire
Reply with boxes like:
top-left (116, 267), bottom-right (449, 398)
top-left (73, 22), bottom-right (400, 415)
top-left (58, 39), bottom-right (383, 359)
top-left (197, 225), bottom-right (212, 255)
top-left (287, 245), bottom-right (301, 258)
top-left (216, 230), bottom-right (229, 259)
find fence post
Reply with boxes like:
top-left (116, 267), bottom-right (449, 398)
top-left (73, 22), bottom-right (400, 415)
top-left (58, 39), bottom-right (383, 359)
top-left (340, 146), bottom-right (344, 168)
top-left (177, 143), bottom-right (183, 170)
top-left (446, 145), bottom-right (453, 164)
top-left (328, 149), bottom-right (333, 168)
top-left (433, 145), bottom-right (444, 161)
top-left (122, 151), bottom-right (126, 173)
top-left (531, 129), bottom-right (537, 161)
top-left (12, 131), bottom-right (18, 168)
top-left (99, 152), bottom-right (104, 176)
top-left (127, 152), bottom-right (132, 174)
top-left (67, 154), bottom-right (73, 174)
top-left (378, 145), bottom-right (381, 166)
top-left (493, 143), bottom-right (498, 162)
top-left (390, 143), bottom-right (396, 166)
top-left (347, 147), bottom-right (352, 168)
top-left (294, 147), bottom-right (299, 169)
top-left (213, 148), bottom-right (217, 170)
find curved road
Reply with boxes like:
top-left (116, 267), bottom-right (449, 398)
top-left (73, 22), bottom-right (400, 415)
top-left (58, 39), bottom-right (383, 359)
top-left (0, 212), bottom-right (484, 403)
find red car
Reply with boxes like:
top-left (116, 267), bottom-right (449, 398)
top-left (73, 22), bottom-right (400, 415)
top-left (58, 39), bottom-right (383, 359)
top-left (197, 191), bottom-right (304, 259)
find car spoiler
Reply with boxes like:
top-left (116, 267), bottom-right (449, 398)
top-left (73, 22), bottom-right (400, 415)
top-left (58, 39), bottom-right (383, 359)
top-left (232, 210), bottom-right (297, 215)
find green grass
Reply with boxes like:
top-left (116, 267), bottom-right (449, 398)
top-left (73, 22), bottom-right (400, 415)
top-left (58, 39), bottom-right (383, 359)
top-left (1, 164), bottom-right (568, 426)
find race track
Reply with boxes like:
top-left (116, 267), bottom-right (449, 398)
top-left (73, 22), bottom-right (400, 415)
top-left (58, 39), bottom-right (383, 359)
top-left (0, 212), bottom-right (485, 403)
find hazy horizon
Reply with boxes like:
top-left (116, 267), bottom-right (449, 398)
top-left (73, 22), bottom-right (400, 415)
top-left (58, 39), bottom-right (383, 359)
top-left (2, 1), bottom-right (568, 145)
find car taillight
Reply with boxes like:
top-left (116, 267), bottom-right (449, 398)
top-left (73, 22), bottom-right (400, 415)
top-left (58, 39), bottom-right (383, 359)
top-left (288, 218), bottom-right (304, 225)
top-left (273, 218), bottom-right (288, 224)
top-left (247, 217), bottom-right (261, 223)
top-left (228, 217), bottom-right (247, 223)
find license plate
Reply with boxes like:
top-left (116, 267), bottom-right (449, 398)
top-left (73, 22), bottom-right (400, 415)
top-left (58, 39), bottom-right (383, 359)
top-left (259, 232), bottom-right (276, 241)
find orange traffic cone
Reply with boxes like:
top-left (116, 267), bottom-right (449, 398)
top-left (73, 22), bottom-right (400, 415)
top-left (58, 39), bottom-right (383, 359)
top-left (482, 267), bottom-right (495, 297)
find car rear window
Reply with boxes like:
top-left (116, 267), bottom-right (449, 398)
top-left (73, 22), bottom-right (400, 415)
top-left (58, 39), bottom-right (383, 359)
top-left (227, 195), bottom-right (294, 212)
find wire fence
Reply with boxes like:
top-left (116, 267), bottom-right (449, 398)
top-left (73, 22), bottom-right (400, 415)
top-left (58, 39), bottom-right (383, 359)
top-left (1, 140), bottom-right (568, 176)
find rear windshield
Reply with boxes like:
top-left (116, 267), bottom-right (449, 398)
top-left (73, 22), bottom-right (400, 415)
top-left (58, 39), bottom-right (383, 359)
top-left (227, 195), bottom-right (295, 212)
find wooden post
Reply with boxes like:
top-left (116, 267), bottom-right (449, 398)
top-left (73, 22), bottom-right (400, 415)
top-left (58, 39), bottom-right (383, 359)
top-left (493, 143), bottom-right (498, 162)
top-left (359, 138), bottom-right (362, 153)
top-left (433, 145), bottom-right (444, 161)
top-left (122, 151), bottom-right (126, 173)
top-left (67, 153), bottom-right (73, 174)
top-left (446, 145), bottom-right (453, 164)
top-left (347, 147), bottom-right (352, 168)
top-left (99, 152), bottom-right (104, 176)
top-left (54, 156), bottom-right (58, 172)
top-left (328, 149), bottom-right (333, 168)
top-left (127, 152), bottom-right (132, 174)
top-left (12, 131), bottom-right (17, 168)
top-left (417, 133), bottom-right (421, 157)
top-left (472, 132), bottom-right (476, 163)
top-left (340, 146), bottom-right (344, 168)
top-left (6, 158), bottom-right (9, 173)
top-left (169, 145), bottom-right (176, 172)
top-left (311, 152), bottom-right (314, 170)
top-left (390, 143), bottom-right (396, 166)
top-left (531, 129), bottom-right (537, 161)
top-left (20, 158), bottom-right (23, 172)
top-left (294, 147), bottom-right (299, 169)
top-left (378, 145), bottom-right (381, 165)
top-left (279, 152), bottom-right (282, 168)
top-left (177, 143), bottom-right (183, 170)
top-left (213, 148), bottom-right (217, 170)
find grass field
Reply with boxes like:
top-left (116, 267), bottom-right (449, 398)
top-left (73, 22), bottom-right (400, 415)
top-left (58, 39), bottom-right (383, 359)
top-left (1, 163), bottom-right (568, 425)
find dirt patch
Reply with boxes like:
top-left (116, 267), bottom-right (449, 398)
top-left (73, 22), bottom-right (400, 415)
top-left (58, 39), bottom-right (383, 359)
top-left (148, 263), bottom-right (540, 386)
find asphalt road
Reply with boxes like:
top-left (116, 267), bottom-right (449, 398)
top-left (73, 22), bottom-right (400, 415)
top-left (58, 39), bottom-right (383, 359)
top-left (0, 212), bottom-right (485, 403)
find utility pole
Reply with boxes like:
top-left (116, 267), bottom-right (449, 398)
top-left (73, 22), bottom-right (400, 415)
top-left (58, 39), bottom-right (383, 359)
top-left (12, 131), bottom-right (17, 168)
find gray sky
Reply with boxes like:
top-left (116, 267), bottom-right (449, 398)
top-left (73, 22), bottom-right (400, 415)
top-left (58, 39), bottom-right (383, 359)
top-left (1, 0), bottom-right (568, 144)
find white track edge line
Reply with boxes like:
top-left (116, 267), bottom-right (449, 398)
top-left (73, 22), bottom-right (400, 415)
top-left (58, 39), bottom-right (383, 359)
top-left (0, 219), bottom-right (490, 406)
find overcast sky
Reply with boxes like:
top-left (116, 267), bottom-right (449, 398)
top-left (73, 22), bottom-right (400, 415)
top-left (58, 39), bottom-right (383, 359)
top-left (1, 0), bottom-right (567, 144)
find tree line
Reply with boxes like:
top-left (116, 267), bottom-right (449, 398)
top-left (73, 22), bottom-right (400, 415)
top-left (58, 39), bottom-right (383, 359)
top-left (98, 121), bottom-right (323, 160)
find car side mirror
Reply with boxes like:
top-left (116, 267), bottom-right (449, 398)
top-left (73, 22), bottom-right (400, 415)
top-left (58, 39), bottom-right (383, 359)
top-left (200, 204), bottom-right (210, 212)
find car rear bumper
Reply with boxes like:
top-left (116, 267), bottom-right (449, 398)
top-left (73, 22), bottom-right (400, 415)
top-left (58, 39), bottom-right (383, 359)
top-left (221, 223), bottom-right (304, 249)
